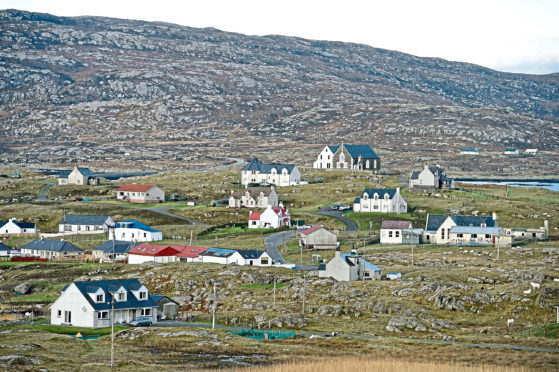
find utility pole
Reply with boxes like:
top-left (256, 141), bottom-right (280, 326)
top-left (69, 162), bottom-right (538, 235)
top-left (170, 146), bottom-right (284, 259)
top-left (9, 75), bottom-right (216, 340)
top-left (273, 276), bottom-right (276, 309)
top-left (189, 230), bottom-right (193, 246)
top-left (411, 245), bottom-right (415, 267)
top-left (110, 293), bottom-right (115, 368)
top-left (301, 271), bottom-right (306, 314)
top-left (111, 225), bottom-right (115, 266)
top-left (212, 283), bottom-right (217, 330)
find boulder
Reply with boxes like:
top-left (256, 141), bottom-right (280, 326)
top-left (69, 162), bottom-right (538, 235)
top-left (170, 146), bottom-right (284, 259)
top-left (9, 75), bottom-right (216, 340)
top-left (14, 282), bottom-right (32, 294)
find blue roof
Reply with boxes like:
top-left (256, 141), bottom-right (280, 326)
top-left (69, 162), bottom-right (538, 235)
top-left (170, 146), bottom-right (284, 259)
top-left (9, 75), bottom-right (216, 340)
top-left (61, 214), bottom-right (110, 226)
top-left (361, 188), bottom-right (397, 199)
top-left (237, 249), bottom-right (266, 259)
top-left (343, 145), bottom-right (380, 159)
top-left (77, 167), bottom-right (95, 176)
top-left (93, 240), bottom-right (139, 254)
top-left (201, 247), bottom-right (238, 257)
top-left (363, 260), bottom-right (382, 272)
top-left (150, 294), bottom-right (178, 304)
top-left (70, 279), bottom-right (157, 311)
top-left (327, 145), bottom-right (340, 153)
top-left (340, 253), bottom-right (381, 272)
top-left (461, 147), bottom-right (478, 151)
top-left (242, 158), bottom-right (296, 174)
top-left (22, 239), bottom-right (83, 253)
top-left (425, 214), bottom-right (496, 232)
top-left (115, 220), bottom-right (160, 233)
top-left (1, 220), bottom-right (35, 229)
top-left (0, 242), bottom-right (11, 251)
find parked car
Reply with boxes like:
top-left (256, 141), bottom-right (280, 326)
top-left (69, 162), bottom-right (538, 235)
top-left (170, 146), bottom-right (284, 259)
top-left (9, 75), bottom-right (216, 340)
top-left (331, 204), bottom-right (341, 210)
top-left (338, 205), bottom-right (350, 211)
top-left (72, 197), bottom-right (83, 202)
top-left (129, 316), bottom-right (152, 327)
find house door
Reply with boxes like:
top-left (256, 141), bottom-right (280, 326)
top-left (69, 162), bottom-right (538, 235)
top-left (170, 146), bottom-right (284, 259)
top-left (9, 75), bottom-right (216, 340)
top-left (129, 309), bottom-right (137, 321)
top-left (64, 311), bottom-right (71, 323)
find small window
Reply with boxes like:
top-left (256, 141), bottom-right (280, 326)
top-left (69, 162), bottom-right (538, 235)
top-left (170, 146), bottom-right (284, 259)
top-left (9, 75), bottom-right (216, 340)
top-left (96, 294), bottom-right (103, 302)
top-left (57, 310), bottom-right (62, 318)
top-left (395, 231), bottom-right (400, 238)
top-left (472, 234), bottom-right (477, 238)
top-left (97, 311), bottom-right (109, 319)
top-left (457, 233), bottom-right (463, 238)
top-left (139, 291), bottom-right (147, 299)
top-left (141, 308), bottom-right (151, 316)
top-left (118, 292), bottom-right (125, 301)
top-left (388, 231), bottom-right (393, 238)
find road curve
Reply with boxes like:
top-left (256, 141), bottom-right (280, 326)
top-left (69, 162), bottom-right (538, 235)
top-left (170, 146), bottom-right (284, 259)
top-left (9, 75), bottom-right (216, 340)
top-left (264, 230), bottom-right (296, 264)
top-left (37, 182), bottom-right (55, 201)
top-left (147, 205), bottom-right (207, 226)
top-left (311, 206), bottom-right (358, 231)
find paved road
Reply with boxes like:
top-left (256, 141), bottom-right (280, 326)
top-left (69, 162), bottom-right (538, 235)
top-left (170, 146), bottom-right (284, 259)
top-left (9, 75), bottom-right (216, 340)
top-left (311, 206), bottom-right (358, 231)
top-left (153, 320), bottom-right (559, 353)
top-left (37, 182), bottom-right (55, 201)
top-left (264, 230), bottom-right (296, 264)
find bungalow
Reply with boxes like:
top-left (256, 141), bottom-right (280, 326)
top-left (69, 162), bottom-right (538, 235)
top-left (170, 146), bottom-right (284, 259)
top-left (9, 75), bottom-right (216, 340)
top-left (199, 248), bottom-right (243, 265)
top-left (524, 149), bottom-right (539, 155)
top-left (114, 220), bottom-right (163, 242)
top-left (173, 245), bottom-right (209, 262)
top-left (503, 148), bottom-right (519, 155)
top-left (58, 166), bottom-right (99, 186)
top-left (241, 158), bottom-right (301, 187)
top-left (248, 204), bottom-right (290, 229)
top-left (423, 213), bottom-right (498, 244)
top-left (313, 144), bottom-right (381, 172)
top-left (21, 239), bottom-right (83, 260)
top-left (117, 184), bottom-right (165, 203)
top-left (460, 147), bottom-right (479, 155)
top-left (127, 244), bottom-right (180, 264)
top-left (0, 242), bottom-right (19, 257)
top-left (353, 187), bottom-right (407, 213)
top-left (50, 278), bottom-right (158, 328)
top-left (448, 226), bottom-right (503, 246)
top-left (409, 165), bottom-right (454, 189)
top-left (59, 214), bottom-right (114, 234)
top-left (318, 247), bottom-right (382, 281)
top-left (380, 221), bottom-right (420, 244)
top-left (236, 250), bottom-right (272, 266)
top-left (299, 225), bottom-right (338, 250)
top-left (503, 221), bottom-right (549, 240)
top-left (0, 218), bottom-right (38, 237)
top-left (229, 186), bottom-right (279, 208)
top-left (92, 240), bottom-right (139, 261)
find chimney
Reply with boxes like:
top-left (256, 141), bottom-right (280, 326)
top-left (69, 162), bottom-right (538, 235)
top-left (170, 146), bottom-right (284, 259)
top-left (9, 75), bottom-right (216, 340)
top-left (335, 245), bottom-right (341, 258)
top-left (544, 220), bottom-right (549, 237)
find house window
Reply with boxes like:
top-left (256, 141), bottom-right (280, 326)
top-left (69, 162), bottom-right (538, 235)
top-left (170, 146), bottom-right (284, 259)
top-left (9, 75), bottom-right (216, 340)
top-left (457, 233), bottom-right (463, 238)
top-left (395, 231), bottom-right (400, 238)
top-left (117, 292), bottom-right (125, 301)
top-left (96, 294), bottom-right (103, 302)
top-left (143, 233), bottom-right (147, 238)
top-left (139, 291), bottom-right (147, 300)
top-left (261, 258), bottom-right (268, 265)
top-left (373, 205), bottom-right (378, 210)
top-left (485, 234), bottom-right (491, 239)
top-left (320, 155), bottom-right (323, 159)
top-left (441, 229), bottom-right (445, 239)
top-left (97, 311), bottom-right (109, 319)
top-left (471, 234), bottom-right (478, 238)
top-left (388, 231), bottom-right (393, 238)
top-left (140, 308), bottom-right (151, 316)
top-left (57, 310), bottom-right (62, 318)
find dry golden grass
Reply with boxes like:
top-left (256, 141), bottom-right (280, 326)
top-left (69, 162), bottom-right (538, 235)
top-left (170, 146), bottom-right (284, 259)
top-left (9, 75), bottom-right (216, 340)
top-left (231, 356), bottom-right (534, 372)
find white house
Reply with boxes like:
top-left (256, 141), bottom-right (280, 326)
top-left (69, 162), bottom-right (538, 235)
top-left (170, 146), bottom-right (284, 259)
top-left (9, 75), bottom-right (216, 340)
top-left (92, 240), bottom-right (139, 262)
top-left (503, 220), bottom-right (549, 241)
top-left (380, 220), bottom-right (418, 244)
top-left (318, 248), bottom-right (381, 281)
top-left (409, 165), bottom-right (454, 189)
top-left (114, 220), bottom-right (163, 242)
top-left (50, 278), bottom-right (158, 328)
top-left (460, 147), bottom-right (479, 155)
top-left (353, 187), bottom-right (407, 213)
top-left (21, 239), bottom-right (84, 260)
top-left (241, 158), bottom-right (301, 187)
top-left (229, 186), bottom-right (279, 208)
top-left (314, 144), bottom-right (381, 172)
top-left (448, 226), bottom-right (503, 246)
top-left (117, 184), bottom-right (165, 203)
top-left (59, 215), bottom-right (114, 234)
top-left (236, 250), bottom-right (272, 266)
top-left (199, 248), bottom-right (243, 265)
top-left (248, 204), bottom-right (290, 229)
top-left (524, 149), bottom-right (539, 155)
top-left (503, 148), bottom-right (519, 155)
top-left (58, 166), bottom-right (98, 186)
top-left (0, 218), bottom-right (38, 237)
top-left (127, 244), bottom-right (181, 264)
top-left (0, 242), bottom-right (19, 257)
top-left (423, 213), bottom-right (498, 245)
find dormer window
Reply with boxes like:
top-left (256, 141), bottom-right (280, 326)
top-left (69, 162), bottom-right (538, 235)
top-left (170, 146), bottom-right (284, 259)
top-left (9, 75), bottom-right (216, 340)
top-left (116, 291), bottom-right (126, 301)
top-left (374, 194), bottom-right (379, 200)
top-left (363, 193), bottom-right (368, 200)
top-left (96, 294), bottom-right (104, 302)
top-left (139, 291), bottom-right (147, 300)
top-left (384, 193), bottom-right (389, 199)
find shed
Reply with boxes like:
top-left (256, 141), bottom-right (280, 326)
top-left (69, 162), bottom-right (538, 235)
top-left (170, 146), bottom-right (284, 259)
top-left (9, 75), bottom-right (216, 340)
top-left (151, 295), bottom-right (179, 320)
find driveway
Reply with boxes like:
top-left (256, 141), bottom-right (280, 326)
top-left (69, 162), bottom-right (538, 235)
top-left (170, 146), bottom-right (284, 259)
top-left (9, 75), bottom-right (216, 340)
top-left (311, 206), bottom-right (358, 231)
top-left (37, 182), bottom-right (55, 201)
top-left (264, 230), bottom-right (296, 264)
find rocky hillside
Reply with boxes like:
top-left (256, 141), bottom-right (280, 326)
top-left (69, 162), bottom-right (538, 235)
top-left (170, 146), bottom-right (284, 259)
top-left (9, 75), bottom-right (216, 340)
top-left (1, 9), bottom-right (558, 170)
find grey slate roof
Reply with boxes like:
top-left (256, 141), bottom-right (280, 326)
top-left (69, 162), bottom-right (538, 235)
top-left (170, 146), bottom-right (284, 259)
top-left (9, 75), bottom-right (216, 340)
top-left (77, 167), bottom-right (95, 176)
top-left (0, 242), bottom-right (11, 251)
top-left (93, 240), bottom-right (139, 254)
top-left (410, 171), bottom-right (420, 180)
top-left (22, 239), bottom-right (83, 252)
top-left (231, 186), bottom-right (274, 200)
top-left (361, 188), bottom-right (397, 199)
top-left (343, 145), bottom-right (380, 159)
top-left (69, 279), bottom-right (157, 311)
top-left (450, 226), bottom-right (502, 235)
top-left (425, 214), bottom-right (496, 232)
top-left (242, 158), bottom-right (296, 174)
top-left (237, 249), bottom-right (266, 259)
top-left (381, 221), bottom-right (412, 230)
top-left (61, 214), bottom-right (110, 226)
top-left (0, 220), bottom-right (35, 229)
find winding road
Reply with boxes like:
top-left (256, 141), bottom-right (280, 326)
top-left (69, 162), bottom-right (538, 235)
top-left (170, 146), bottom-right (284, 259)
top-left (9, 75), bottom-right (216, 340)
top-left (311, 206), bottom-right (358, 231)
top-left (264, 230), bottom-right (295, 264)
top-left (37, 182), bottom-right (56, 201)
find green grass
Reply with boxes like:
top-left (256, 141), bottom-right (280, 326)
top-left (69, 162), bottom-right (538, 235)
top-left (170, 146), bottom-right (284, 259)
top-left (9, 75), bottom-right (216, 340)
top-left (240, 282), bottom-right (289, 290)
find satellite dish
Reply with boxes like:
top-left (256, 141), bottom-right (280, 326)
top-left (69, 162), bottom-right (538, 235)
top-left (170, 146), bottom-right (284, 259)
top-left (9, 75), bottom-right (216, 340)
top-left (82, 306), bottom-right (87, 312)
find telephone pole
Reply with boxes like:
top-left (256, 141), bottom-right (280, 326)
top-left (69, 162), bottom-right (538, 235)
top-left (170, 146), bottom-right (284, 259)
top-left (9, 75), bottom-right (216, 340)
top-left (212, 283), bottom-right (217, 330)
top-left (273, 276), bottom-right (277, 309)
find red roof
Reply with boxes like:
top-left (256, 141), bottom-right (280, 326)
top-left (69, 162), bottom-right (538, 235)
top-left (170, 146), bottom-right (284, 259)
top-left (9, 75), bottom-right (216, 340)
top-left (272, 206), bottom-right (287, 216)
top-left (249, 212), bottom-right (262, 221)
top-left (301, 225), bottom-right (321, 235)
top-left (118, 184), bottom-right (156, 192)
top-left (128, 244), bottom-right (179, 257)
top-left (173, 245), bottom-right (209, 258)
